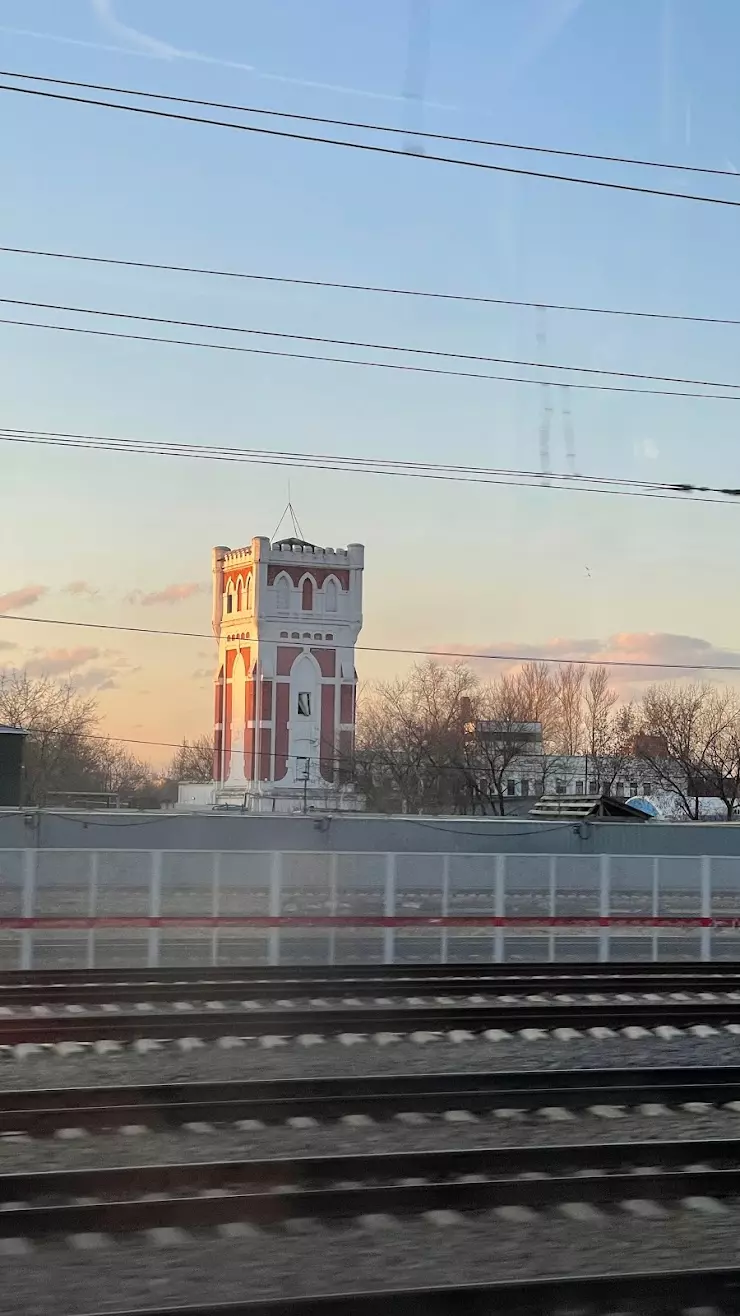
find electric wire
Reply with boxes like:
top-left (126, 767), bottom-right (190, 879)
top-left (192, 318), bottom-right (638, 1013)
top-left (8, 294), bottom-right (740, 392)
top-left (3, 67), bottom-right (740, 182)
top-left (2, 428), bottom-right (739, 507)
top-left (4, 243), bottom-right (740, 329)
top-left (4, 611), bottom-right (740, 673)
top-left (2, 78), bottom-right (740, 209)
top-left (3, 315), bottom-right (740, 404)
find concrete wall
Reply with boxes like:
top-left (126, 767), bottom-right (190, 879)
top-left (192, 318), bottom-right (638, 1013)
top-left (4, 809), bottom-right (740, 857)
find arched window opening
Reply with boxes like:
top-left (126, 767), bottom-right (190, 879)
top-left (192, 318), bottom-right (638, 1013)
top-left (302, 577), bottom-right (314, 611)
top-left (276, 575), bottom-right (290, 611)
top-left (236, 580), bottom-right (243, 612)
top-left (245, 575), bottom-right (252, 610)
top-left (325, 579), bottom-right (338, 612)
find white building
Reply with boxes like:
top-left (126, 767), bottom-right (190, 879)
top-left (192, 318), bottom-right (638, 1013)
top-left (178, 535), bottom-right (364, 813)
top-left (473, 720), bottom-right (656, 811)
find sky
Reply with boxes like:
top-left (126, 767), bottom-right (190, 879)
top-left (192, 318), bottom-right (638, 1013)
top-left (2, 0), bottom-right (740, 762)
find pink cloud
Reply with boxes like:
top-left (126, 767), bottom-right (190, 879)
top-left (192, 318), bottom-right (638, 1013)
top-left (127, 582), bottom-right (208, 607)
top-left (24, 647), bottom-right (100, 676)
top-left (0, 585), bottom-right (47, 614)
top-left (438, 632), bottom-right (740, 692)
top-left (63, 580), bottom-right (99, 598)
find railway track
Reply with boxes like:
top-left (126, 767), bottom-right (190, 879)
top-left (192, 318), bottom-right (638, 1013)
top-left (2, 964), bottom-right (740, 1013)
top-left (5, 967), bottom-right (740, 1315)
top-left (2, 962), bottom-right (740, 992)
top-left (80, 1266), bottom-right (740, 1316)
top-left (4, 971), bottom-right (740, 1005)
top-left (4, 996), bottom-right (740, 1043)
top-left (0, 1134), bottom-right (739, 1237)
top-left (2, 1065), bottom-right (740, 1135)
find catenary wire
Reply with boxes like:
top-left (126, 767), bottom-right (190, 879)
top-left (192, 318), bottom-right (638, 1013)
top-left (6, 294), bottom-right (740, 393)
top-left (1, 423), bottom-right (737, 505)
top-left (4, 315), bottom-right (740, 404)
top-left (0, 425), bottom-right (714, 492)
top-left (2, 80), bottom-right (740, 209)
top-left (3, 68), bottom-right (740, 182)
top-left (4, 612), bottom-right (740, 674)
top-left (4, 242), bottom-right (740, 329)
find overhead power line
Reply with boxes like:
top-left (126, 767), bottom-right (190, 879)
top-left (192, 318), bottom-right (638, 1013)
top-left (3, 68), bottom-right (740, 182)
top-left (2, 427), bottom-right (740, 507)
top-left (2, 78), bottom-right (740, 210)
top-left (4, 242), bottom-right (740, 329)
top-left (0, 720), bottom-right (351, 767)
top-left (6, 294), bottom-right (740, 393)
top-left (4, 611), bottom-right (740, 674)
top-left (4, 315), bottom-right (740, 404)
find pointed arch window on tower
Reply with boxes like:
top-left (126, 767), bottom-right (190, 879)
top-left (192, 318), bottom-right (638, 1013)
top-left (325, 579), bottom-right (338, 612)
top-left (276, 575), bottom-right (289, 612)
top-left (301, 577), bottom-right (314, 611)
top-left (236, 580), bottom-right (243, 612)
top-left (245, 575), bottom-right (252, 611)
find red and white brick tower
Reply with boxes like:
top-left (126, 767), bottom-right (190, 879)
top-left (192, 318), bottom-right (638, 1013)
top-left (211, 535), bottom-right (364, 812)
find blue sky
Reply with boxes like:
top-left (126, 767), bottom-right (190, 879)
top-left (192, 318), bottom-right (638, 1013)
top-left (2, 0), bottom-right (740, 757)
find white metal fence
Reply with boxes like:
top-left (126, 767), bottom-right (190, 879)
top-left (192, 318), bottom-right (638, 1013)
top-left (0, 849), bottom-right (739, 968)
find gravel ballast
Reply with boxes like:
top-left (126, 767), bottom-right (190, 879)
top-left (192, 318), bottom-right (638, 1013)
top-left (2, 1204), bottom-right (740, 1315)
top-left (0, 1033), bottom-right (739, 1091)
top-left (0, 1106), bottom-right (739, 1173)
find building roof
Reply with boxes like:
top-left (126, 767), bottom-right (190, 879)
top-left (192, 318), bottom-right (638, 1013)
top-left (0, 724), bottom-right (26, 737)
top-left (272, 537), bottom-right (320, 551)
top-left (529, 794), bottom-right (650, 821)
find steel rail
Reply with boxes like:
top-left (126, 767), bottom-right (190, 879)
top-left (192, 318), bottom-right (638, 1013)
top-left (4, 998), bottom-right (740, 1042)
top-left (1, 1136), bottom-right (740, 1236)
top-left (3, 961), bottom-right (740, 985)
top-left (3, 969), bottom-right (740, 1004)
top-left (79, 1265), bottom-right (740, 1316)
top-left (2, 1066), bottom-right (740, 1134)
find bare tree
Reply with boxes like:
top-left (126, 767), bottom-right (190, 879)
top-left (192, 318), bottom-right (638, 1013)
top-left (581, 666), bottom-right (637, 793)
top-left (92, 738), bottom-right (154, 798)
top-left (0, 671), bottom-right (99, 804)
top-left (552, 663), bottom-right (585, 755)
top-left (167, 735), bottom-right (214, 783)
top-left (701, 703), bottom-right (740, 819)
top-left (635, 683), bottom-right (740, 819)
top-left (455, 673), bottom-right (541, 815)
top-left (514, 662), bottom-right (559, 749)
top-left (356, 661), bottom-right (476, 813)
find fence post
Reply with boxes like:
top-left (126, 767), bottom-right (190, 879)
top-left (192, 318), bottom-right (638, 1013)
top-left (549, 855), bottom-right (557, 963)
top-left (494, 854), bottom-right (505, 964)
top-left (212, 852), bottom-right (221, 968)
top-left (148, 851), bottom-right (161, 968)
top-left (599, 854), bottom-right (609, 963)
top-left (440, 854), bottom-right (450, 965)
top-left (87, 851), bottom-right (98, 969)
top-left (701, 855), bottom-right (711, 962)
top-left (268, 851), bottom-right (282, 967)
top-left (20, 847), bottom-right (36, 971)
top-left (652, 856), bottom-right (660, 963)
top-left (384, 854), bottom-right (396, 965)
top-left (328, 852), bottom-right (338, 967)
